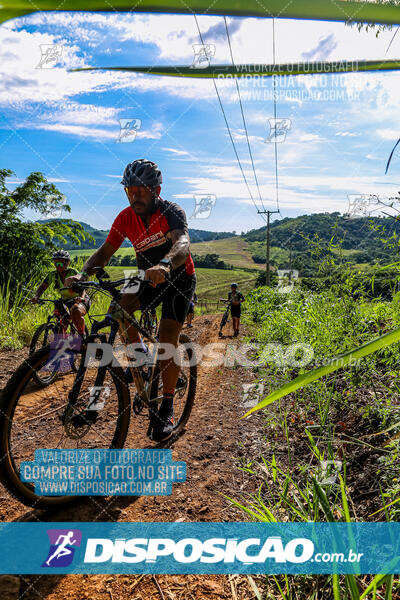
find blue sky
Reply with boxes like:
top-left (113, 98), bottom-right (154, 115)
top-left (1, 12), bottom-right (400, 234)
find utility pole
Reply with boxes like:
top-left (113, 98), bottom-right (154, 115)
top-left (258, 209), bottom-right (279, 285)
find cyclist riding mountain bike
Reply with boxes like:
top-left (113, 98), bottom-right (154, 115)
top-left (186, 292), bottom-right (197, 328)
top-left (220, 283), bottom-right (244, 337)
top-left (31, 250), bottom-right (90, 336)
top-left (65, 159), bottom-right (196, 442)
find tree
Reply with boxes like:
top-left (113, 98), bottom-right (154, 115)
top-left (0, 169), bottom-right (90, 307)
top-left (351, 1), bottom-right (399, 37)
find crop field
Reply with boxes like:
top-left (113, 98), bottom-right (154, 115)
top-left (105, 266), bottom-right (258, 301)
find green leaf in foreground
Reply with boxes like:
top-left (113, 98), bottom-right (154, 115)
top-left (242, 327), bottom-right (400, 417)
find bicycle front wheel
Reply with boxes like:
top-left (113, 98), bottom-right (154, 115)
top-left (171, 332), bottom-right (197, 437)
top-left (29, 323), bottom-right (58, 386)
top-left (126, 332), bottom-right (197, 446)
top-left (0, 346), bottom-right (131, 508)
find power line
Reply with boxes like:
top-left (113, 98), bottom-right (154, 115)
top-left (223, 16), bottom-right (266, 213)
top-left (272, 18), bottom-right (281, 216)
top-left (193, 14), bottom-right (266, 222)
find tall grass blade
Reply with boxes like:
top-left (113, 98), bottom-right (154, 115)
top-left (385, 575), bottom-right (394, 600)
top-left (332, 574), bottom-right (341, 600)
top-left (247, 575), bottom-right (262, 600)
top-left (313, 478), bottom-right (335, 521)
top-left (243, 328), bottom-right (400, 417)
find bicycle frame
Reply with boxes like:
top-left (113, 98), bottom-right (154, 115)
top-left (37, 298), bottom-right (73, 332)
top-left (66, 276), bottom-right (163, 416)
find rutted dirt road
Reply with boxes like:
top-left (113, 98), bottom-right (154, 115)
top-left (0, 314), bottom-right (266, 600)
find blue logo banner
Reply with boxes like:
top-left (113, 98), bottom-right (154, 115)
top-left (0, 523), bottom-right (398, 574)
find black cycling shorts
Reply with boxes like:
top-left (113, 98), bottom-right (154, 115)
top-left (230, 303), bottom-right (241, 318)
top-left (137, 271), bottom-right (196, 325)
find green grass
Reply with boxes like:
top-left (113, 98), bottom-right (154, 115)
top-left (70, 237), bottom-right (264, 271)
top-left (0, 266), bottom-right (258, 349)
top-left (70, 247), bottom-right (135, 258)
top-left (189, 236), bottom-right (263, 270)
top-left (232, 277), bottom-right (400, 598)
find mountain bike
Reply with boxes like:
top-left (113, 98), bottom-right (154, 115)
top-left (218, 300), bottom-right (231, 337)
top-left (29, 298), bottom-right (89, 386)
top-left (139, 308), bottom-right (158, 338)
top-left (0, 267), bottom-right (197, 507)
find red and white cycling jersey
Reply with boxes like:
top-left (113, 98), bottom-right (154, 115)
top-left (106, 197), bottom-right (195, 276)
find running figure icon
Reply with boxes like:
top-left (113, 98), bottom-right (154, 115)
top-left (45, 531), bottom-right (77, 566)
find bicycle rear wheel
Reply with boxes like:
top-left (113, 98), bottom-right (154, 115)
top-left (171, 332), bottom-right (197, 437)
top-left (128, 332), bottom-right (197, 445)
top-left (0, 345), bottom-right (130, 507)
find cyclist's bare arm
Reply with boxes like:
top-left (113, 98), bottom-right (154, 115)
top-left (164, 229), bottom-right (190, 269)
top-left (64, 242), bottom-right (116, 286)
top-left (82, 242), bottom-right (116, 275)
top-left (145, 229), bottom-right (190, 287)
top-left (31, 281), bottom-right (48, 303)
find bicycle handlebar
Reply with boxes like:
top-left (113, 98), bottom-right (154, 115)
top-left (36, 298), bottom-right (59, 305)
top-left (60, 272), bottom-right (168, 295)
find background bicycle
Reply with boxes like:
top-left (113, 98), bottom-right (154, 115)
top-left (29, 298), bottom-right (89, 386)
top-left (218, 299), bottom-right (231, 337)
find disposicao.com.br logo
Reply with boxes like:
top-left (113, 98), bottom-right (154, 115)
top-left (0, 522), bottom-right (393, 574)
top-left (83, 536), bottom-right (315, 564)
top-left (83, 537), bottom-right (365, 567)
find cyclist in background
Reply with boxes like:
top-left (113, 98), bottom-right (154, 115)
top-left (186, 292), bottom-right (197, 328)
top-left (30, 250), bottom-right (90, 336)
top-left (220, 283), bottom-right (244, 337)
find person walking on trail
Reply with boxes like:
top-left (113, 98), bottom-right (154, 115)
top-left (30, 249), bottom-right (90, 336)
top-left (220, 283), bottom-right (245, 337)
top-left (186, 292), bottom-right (197, 328)
top-left (65, 159), bottom-right (196, 442)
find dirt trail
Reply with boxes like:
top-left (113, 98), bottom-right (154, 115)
top-left (0, 314), bottom-right (266, 600)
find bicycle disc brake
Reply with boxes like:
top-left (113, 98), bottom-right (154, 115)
top-left (60, 405), bottom-right (97, 439)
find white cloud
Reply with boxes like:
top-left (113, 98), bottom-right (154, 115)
top-left (4, 11), bottom-right (400, 109)
top-left (376, 129), bottom-right (398, 141)
top-left (18, 99), bottom-right (166, 141)
top-left (335, 131), bottom-right (357, 137)
top-left (298, 133), bottom-right (325, 142)
top-left (136, 122), bottom-right (164, 140)
top-left (33, 123), bottom-right (117, 140)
